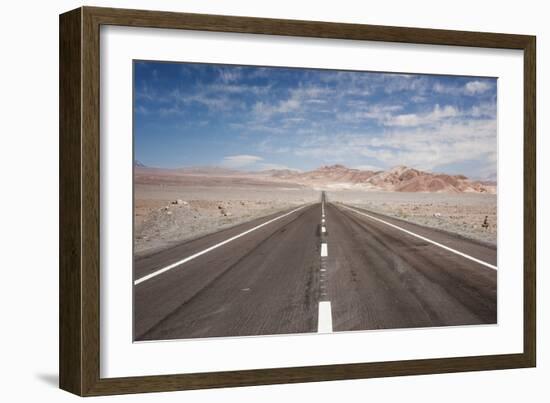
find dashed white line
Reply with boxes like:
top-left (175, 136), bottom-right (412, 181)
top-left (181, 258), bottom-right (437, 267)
top-left (134, 204), bottom-right (309, 285)
top-left (319, 197), bottom-right (333, 333)
top-left (317, 301), bottom-right (333, 333)
top-left (339, 204), bottom-right (497, 270)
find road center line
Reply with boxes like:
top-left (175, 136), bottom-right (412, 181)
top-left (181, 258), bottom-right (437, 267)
top-left (339, 204), bottom-right (497, 270)
top-left (320, 243), bottom-right (328, 257)
top-left (317, 301), bottom-right (333, 333)
top-left (134, 204), bottom-right (309, 285)
top-left (321, 242), bottom-right (328, 257)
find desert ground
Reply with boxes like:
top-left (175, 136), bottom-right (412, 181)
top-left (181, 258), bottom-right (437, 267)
top-left (134, 169), bottom-right (319, 256)
top-left (134, 165), bottom-right (497, 256)
top-left (327, 190), bottom-right (496, 246)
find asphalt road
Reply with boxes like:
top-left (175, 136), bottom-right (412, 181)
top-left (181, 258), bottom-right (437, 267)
top-left (134, 194), bottom-right (497, 341)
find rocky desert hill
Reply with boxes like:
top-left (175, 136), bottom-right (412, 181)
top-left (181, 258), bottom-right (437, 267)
top-left (262, 164), bottom-right (496, 194)
top-left (135, 163), bottom-right (496, 194)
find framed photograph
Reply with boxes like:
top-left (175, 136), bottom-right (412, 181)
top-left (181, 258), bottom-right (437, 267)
top-left (59, 6), bottom-right (536, 396)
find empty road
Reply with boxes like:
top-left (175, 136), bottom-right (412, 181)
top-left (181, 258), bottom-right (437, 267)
top-left (134, 193), bottom-right (497, 341)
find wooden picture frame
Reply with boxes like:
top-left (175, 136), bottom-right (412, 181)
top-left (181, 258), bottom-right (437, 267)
top-left (59, 6), bottom-right (536, 396)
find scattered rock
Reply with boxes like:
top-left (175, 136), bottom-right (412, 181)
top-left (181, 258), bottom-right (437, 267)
top-left (172, 199), bottom-right (188, 205)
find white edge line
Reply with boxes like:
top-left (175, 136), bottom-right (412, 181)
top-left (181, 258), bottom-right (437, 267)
top-left (135, 204), bottom-right (309, 285)
top-left (340, 205), bottom-right (497, 270)
top-left (317, 301), bottom-right (333, 333)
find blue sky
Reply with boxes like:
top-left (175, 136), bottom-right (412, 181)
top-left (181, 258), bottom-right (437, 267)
top-left (134, 61), bottom-right (497, 180)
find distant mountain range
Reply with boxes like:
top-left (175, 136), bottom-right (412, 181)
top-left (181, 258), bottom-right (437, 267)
top-left (134, 162), bottom-right (496, 194)
top-left (253, 165), bottom-right (495, 193)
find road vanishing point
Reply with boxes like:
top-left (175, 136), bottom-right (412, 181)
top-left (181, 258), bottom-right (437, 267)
top-left (134, 192), bottom-right (497, 341)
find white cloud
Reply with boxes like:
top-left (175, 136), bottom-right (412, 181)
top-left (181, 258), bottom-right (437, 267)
top-left (288, 114), bottom-right (496, 178)
top-left (338, 104), bottom-right (403, 124)
top-left (338, 104), bottom-right (464, 128)
top-left (434, 80), bottom-right (493, 96)
top-left (433, 82), bottom-right (453, 94)
top-left (207, 83), bottom-right (271, 96)
top-left (306, 99), bottom-right (327, 104)
top-left (258, 163), bottom-right (299, 171)
top-left (252, 97), bottom-right (300, 120)
top-left (252, 85), bottom-right (334, 121)
top-left (220, 155), bottom-right (298, 172)
top-left (136, 105), bottom-right (149, 115)
top-left (166, 89), bottom-right (246, 113)
top-left (221, 155), bottom-right (263, 168)
top-left (354, 164), bottom-right (383, 171)
top-left (464, 80), bottom-right (492, 95)
top-left (470, 101), bottom-right (497, 117)
top-left (387, 114), bottom-right (421, 127)
top-left (278, 98), bottom-right (301, 113)
top-left (384, 104), bottom-right (459, 127)
top-left (217, 67), bottom-right (242, 83)
top-left (135, 82), bottom-right (164, 102)
top-left (411, 95), bottom-right (427, 103)
top-left (383, 75), bottom-right (429, 94)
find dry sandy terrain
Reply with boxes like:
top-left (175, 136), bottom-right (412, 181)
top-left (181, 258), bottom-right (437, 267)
top-left (327, 190), bottom-right (497, 246)
top-left (134, 166), bottom-right (497, 256)
top-left (134, 174), bottom-right (319, 256)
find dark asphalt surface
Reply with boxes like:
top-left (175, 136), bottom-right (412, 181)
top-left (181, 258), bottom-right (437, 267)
top-left (134, 204), bottom-right (322, 340)
top-left (134, 198), bottom-right (497, 341)
top-left (326, 203), bottom-right (496, 331)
